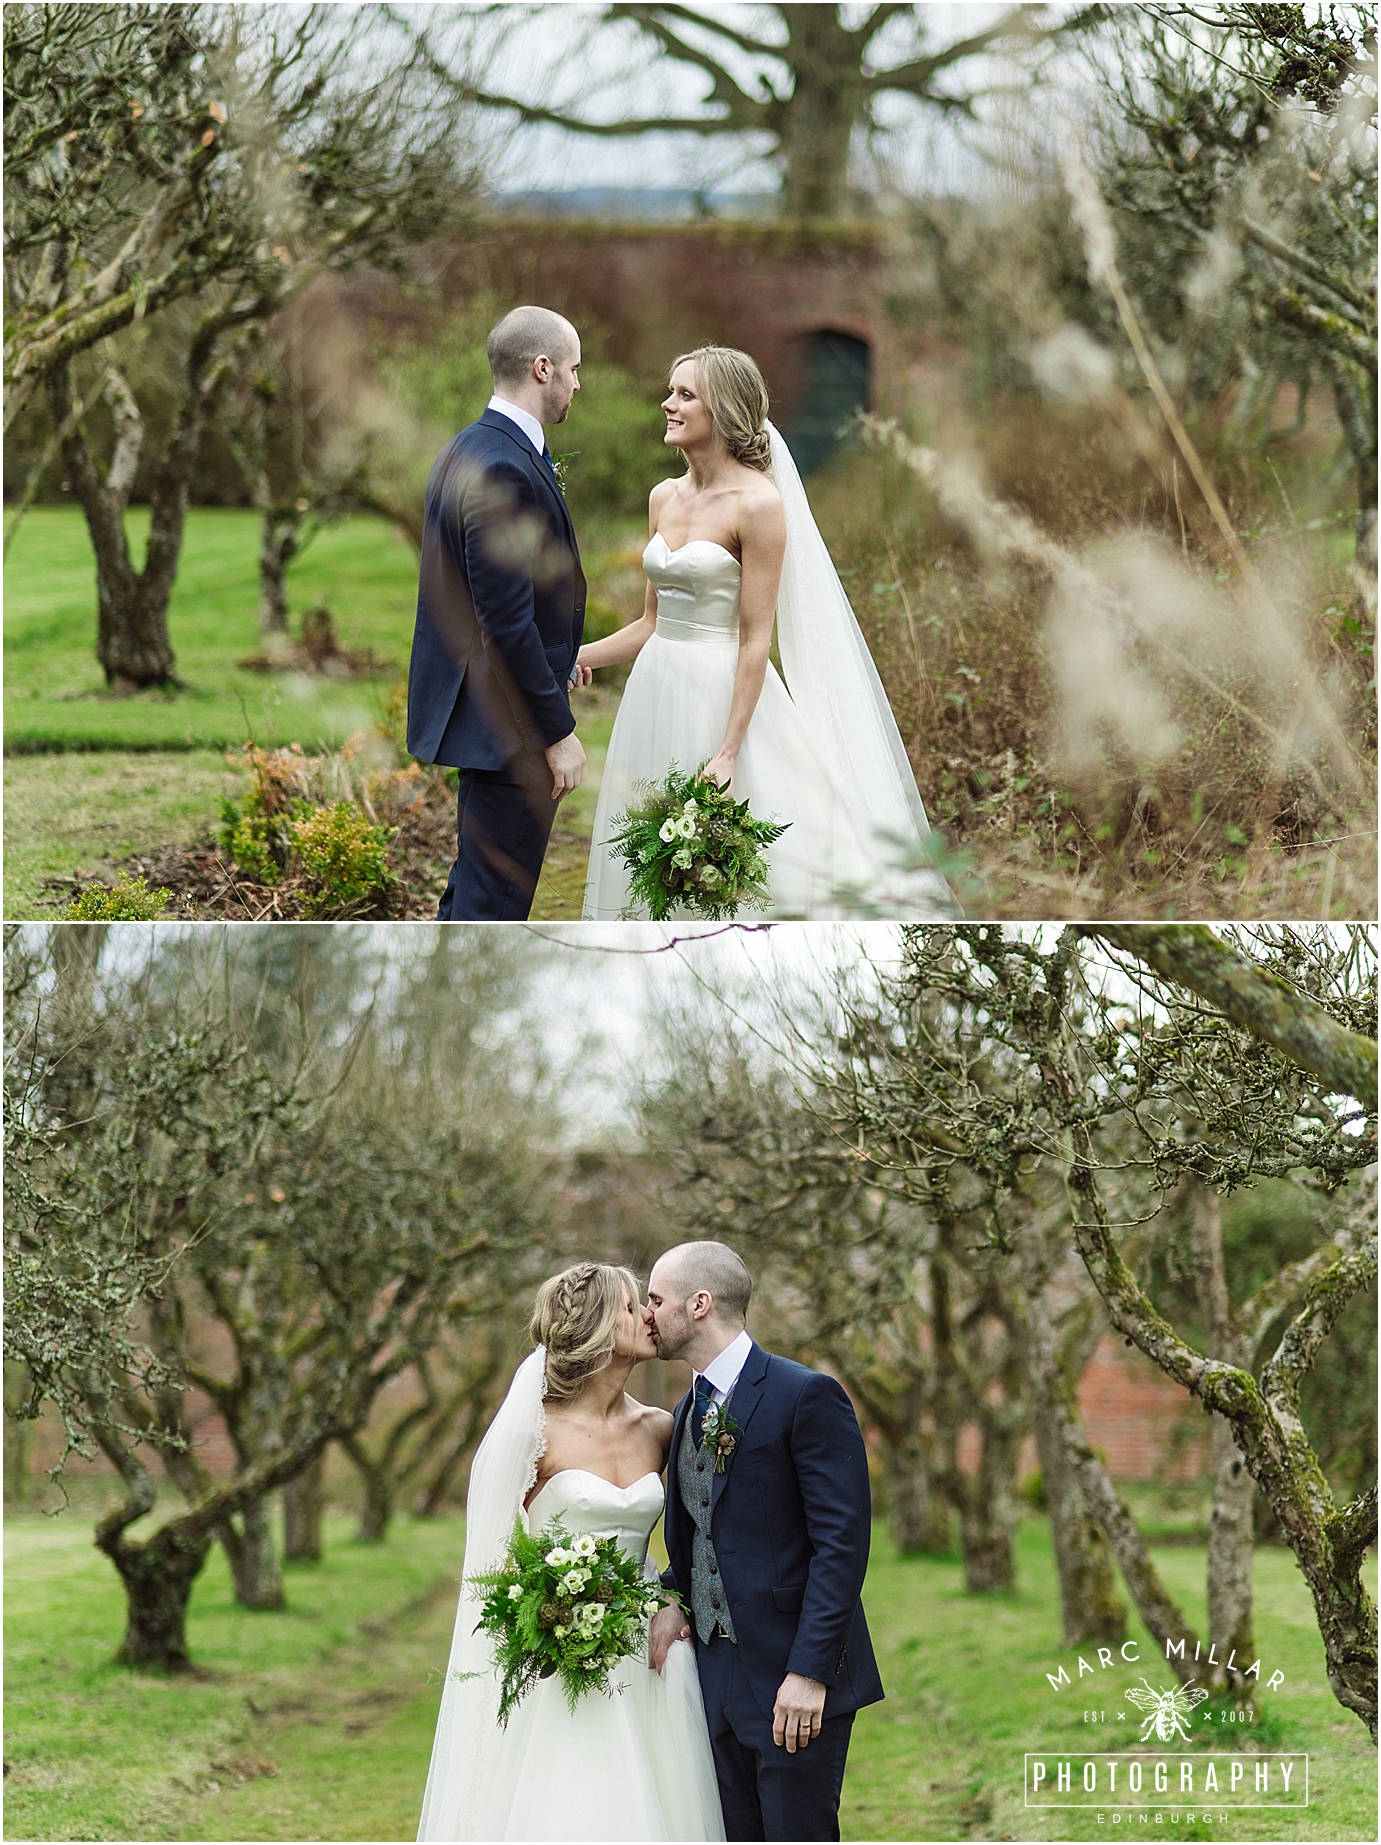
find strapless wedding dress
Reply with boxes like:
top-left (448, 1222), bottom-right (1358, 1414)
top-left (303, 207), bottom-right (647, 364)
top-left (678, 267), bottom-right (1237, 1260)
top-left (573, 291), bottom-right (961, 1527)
top-left (584, 534), bottom-right (899, 919)
top-left (452, 1469), bottom-right (724, 1841)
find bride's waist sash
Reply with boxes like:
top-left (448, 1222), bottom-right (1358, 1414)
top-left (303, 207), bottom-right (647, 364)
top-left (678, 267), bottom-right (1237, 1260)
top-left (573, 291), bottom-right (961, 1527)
top-left (654, 608), bottom-right (740, 645)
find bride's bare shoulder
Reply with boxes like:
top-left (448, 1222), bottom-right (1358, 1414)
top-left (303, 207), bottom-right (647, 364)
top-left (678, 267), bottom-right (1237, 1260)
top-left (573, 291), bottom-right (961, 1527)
top-left (632, 1398), bottom-right (674, 1455)
top-left (738, 473), bottom-right (785, 542)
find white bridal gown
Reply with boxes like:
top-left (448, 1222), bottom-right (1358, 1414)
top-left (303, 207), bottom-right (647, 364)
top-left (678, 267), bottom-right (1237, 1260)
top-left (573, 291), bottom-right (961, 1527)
top-left (583, 426), bottom-right (954, 919)
top-left (427, 1468), bottom-right (725, 1842)
top-left (584, 536), bottom-right (879, 918)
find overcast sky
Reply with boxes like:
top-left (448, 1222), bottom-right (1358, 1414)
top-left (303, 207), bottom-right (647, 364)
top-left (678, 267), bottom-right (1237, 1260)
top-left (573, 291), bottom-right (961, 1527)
top-left (38, 920), bottom-right (1373, 1143)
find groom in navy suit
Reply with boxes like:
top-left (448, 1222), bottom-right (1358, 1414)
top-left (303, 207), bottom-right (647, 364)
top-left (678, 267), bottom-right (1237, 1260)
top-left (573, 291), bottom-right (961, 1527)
top-left (406, 306), bottom-right (588, 920)
top-left (646, 1242), bottom-right (884, 1842)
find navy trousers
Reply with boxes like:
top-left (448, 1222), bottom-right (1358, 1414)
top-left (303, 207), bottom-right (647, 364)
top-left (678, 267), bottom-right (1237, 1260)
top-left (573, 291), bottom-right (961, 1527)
top-left (437, 751), bottom-right (558, 922)
top-left (697, 1635), bottom-right (856, 1842)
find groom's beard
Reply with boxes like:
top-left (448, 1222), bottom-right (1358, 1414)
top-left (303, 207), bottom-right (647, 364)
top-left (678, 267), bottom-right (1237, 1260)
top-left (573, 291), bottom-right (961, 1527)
top-left (650, 1317), bottom-right (692, 1362)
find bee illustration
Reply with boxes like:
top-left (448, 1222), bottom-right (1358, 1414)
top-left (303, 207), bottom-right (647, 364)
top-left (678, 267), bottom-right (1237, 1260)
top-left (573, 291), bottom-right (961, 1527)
top-left (1124, 1677), bottom-right (1211, 1742)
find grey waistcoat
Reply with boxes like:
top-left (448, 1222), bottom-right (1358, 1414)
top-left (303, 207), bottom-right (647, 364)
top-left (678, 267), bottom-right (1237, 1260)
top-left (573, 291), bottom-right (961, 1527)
top-left (678, 1392), bottom-right (738, 1645)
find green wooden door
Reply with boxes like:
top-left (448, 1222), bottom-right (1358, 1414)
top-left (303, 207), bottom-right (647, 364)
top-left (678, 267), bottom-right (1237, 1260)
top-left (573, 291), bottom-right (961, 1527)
top-left (777, 331), bottom-right (871, 476)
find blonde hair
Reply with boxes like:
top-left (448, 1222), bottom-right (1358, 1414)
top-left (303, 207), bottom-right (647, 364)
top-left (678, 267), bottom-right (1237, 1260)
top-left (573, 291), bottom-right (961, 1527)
top-left (530, 1262), bottom-right (641, 1402)
top-left (670, 345), bottom-right (772, 471)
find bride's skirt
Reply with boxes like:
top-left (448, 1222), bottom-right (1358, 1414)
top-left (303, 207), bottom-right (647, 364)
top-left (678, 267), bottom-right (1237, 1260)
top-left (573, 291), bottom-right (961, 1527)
top-left (584, 633), bottom-right (878, 919)
top-left (464, 1639), bottom-right (723, 1841)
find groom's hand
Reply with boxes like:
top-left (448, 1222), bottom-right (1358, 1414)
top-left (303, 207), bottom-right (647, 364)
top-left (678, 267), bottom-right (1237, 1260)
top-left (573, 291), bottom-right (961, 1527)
top-left (544, 731), bottom-right (586, 800)
top-left (772, 1673), bottom-right (826, 1753)
top-left (648, 1601), bottom-right (691, 1674)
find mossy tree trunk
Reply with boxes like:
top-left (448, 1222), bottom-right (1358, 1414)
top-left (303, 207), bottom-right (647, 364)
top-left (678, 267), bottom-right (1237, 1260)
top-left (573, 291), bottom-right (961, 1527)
top-left (93, 1423), bottom-right (330, 1672)
top-left (931, 1237), bottom-right (1026, 1595)
top-left (216, 1492), bottom-right (284, 1609)
top-left (1065, 1123), bottom-right (1378, 1738)
top-left (1188, 1182), bottom-right (1256, 1699)
top-left (341, 1392), bottom-right (438, 1544)
top-left (98, 1503), bottom-right (214, 1671)
top-left (48, 313), bottom-right (239, 691)
top-left (881, 1416), bottom-right (952, 1557)
top-left (283, 1451), bottom-right (325, 1560)
top-left (1017, 1218), bottom-right (1127, 1647)
top-left (837, 1351), bottom-right (951, 1558)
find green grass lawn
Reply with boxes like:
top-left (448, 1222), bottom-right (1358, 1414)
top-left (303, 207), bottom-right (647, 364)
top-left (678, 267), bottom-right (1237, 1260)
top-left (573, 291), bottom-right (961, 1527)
top-left (5, 1506), bottom-right (1373, 1842)
top-left (3, 750), bottom-right (243, 916)
top-left (3, 509), bottom-right (631, 918)
top-left (4, 508), bottom-right (418, 754)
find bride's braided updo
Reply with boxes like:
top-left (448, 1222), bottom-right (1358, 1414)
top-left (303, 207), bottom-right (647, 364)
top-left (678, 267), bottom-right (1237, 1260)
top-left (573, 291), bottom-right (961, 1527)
top-left (531, 1261), bottom-right (642, 1402)
top-left (671, 345), bottom-right (772, 472)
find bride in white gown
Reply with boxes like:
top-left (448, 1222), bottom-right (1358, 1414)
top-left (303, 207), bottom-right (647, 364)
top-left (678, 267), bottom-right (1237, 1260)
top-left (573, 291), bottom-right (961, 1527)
top-left (578, 345), bottom-right (953, 919)
top-left (417, 1264), bottom-right (724, 1843)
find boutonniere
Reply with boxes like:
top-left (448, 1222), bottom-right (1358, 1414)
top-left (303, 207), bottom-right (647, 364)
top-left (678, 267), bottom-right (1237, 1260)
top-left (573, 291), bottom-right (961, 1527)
top-left (699, 1401), bottom-right (740, 1474)
top-left (551, 453), bottom-right (573, 497)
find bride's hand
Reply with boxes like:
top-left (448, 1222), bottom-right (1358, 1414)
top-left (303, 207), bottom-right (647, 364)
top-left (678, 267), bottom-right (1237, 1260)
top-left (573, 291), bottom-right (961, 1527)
top-left (701, 750), bottom-right (736, 794)
top-left (569, 653), bottom-right (594, 688)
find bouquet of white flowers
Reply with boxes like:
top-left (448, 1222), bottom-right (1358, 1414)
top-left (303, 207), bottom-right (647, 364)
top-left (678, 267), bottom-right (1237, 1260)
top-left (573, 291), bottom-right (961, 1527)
top-left (608, 763), bottom-right (789, 920)
top-left (468, 1518), bottom-right (668, 1724)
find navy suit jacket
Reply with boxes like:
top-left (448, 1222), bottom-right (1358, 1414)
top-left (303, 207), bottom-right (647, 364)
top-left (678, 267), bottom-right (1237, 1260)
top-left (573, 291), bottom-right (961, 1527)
top-left (406, 408), bottom-right (586, 770)
top-left (664, 1342), bottom-right (885, 1723)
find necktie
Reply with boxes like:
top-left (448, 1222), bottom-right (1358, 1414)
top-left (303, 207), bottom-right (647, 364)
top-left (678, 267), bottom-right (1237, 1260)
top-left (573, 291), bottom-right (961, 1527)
top-left (691, 1374), bottom-right (715, 1451)
top-left (542, 446), bottom-right (556, 472)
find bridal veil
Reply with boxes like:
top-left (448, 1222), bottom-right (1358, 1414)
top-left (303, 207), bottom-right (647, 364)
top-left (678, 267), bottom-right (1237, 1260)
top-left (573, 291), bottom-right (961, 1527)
top-left (768, 422), bottom-right (953, 914)
top-left (416, 1347), bottom-right (547, 1841)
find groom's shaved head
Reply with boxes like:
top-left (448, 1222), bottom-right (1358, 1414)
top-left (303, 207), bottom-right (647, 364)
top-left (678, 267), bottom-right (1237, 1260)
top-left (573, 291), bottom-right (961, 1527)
top-left (487, 305), bottom-right (579, 388)
top-left (659, 1241), bottom-right (752, 1324)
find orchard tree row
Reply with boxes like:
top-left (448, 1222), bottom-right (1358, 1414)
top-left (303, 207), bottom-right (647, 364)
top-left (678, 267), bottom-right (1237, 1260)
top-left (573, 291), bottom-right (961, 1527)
top-left (640, 923), bottom-right (1376, 1739)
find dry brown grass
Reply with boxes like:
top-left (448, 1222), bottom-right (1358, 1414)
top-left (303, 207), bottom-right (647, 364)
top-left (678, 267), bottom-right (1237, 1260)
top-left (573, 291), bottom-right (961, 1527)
top-left (809, 401), bottom-right (1374, 920)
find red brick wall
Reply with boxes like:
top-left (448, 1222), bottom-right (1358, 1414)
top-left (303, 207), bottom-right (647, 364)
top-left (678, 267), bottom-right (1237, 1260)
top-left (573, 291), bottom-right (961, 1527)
top-left (19, 1330), bottom-right (1204, 1492)
top-left (1077, 1334), bottom-right (1207, 1481)
top-left (326, 216), bottom-right (940, 421)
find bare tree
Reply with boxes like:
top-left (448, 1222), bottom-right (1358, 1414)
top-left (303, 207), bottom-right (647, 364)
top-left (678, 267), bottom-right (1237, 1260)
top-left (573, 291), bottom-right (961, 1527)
top-left (646, 998), bottom-right (1026, 1593)
top-left (849, 925), bottom-right (1377, 1735)
top-left (411, 3), bottom-right (1055, 218)
top-left (1087, 4), bottom-right (1378, 580)
top-left (4, 925), bottom-right (554, 1667)
top-left (3, 4), bottom-right (465, 685)
top-left (339, 1322), bottom-right (515, 1542)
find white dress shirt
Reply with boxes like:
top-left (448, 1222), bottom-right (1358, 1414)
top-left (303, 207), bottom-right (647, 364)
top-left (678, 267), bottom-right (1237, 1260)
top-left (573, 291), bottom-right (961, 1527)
top-left (486, 394), bottom-right (546, 457)
top-left (694, 1327), bottom-right (754, 1406)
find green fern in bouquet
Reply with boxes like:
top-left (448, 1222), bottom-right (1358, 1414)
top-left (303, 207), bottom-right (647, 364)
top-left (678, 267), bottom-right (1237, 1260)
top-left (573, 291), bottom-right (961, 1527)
top-left (468, 1518), bottom-right (668, 1725)
top-left (608, 763), bottom-right (789, 920)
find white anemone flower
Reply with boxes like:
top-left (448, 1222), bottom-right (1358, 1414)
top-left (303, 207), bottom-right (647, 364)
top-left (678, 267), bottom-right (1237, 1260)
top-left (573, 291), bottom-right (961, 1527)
top-left (571, 1533), bottom-right (598, 1558)
top-left (658, 818), bottom-right (679, 842)
top-left (676, 815), bottom-right (697, 838)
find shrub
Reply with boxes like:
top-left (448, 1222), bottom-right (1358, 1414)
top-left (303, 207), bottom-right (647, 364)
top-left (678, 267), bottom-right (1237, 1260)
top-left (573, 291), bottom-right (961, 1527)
top-left (289, 802), bottom-right (394, 917)
top-left (218, 805), bottom-right (284, 884)
top-left (1018, 1470), bottom-right (1047, 1511)
top-left (214, 741), bottom-right (399, 915)
top-left (218, 742), bottom-right (318, 881)
top-left (376, 301), bottom-right (671, 525)
top-left (65, 874), bottom-right (171, 921)
top-left (557, 362), bottom-right (674, 521)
